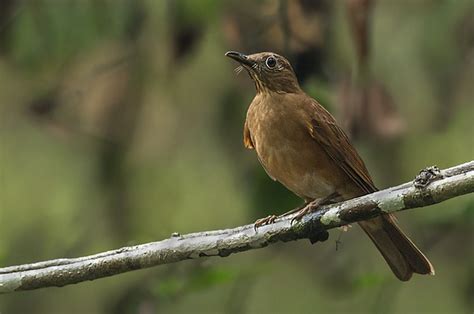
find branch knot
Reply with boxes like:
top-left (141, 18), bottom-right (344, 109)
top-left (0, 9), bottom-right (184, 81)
top-left (414, 166), bottom-right (443, 188)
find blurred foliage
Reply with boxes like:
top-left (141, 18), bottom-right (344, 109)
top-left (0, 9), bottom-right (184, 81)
top-left (0, 0), bottom-right (473, 313)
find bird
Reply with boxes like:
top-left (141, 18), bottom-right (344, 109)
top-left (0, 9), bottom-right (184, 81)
top-left (225, 50), bottom-right (434, 281)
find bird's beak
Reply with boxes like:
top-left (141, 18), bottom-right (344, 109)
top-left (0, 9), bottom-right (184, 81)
top-left (225, 51), bottom-right (255, 67)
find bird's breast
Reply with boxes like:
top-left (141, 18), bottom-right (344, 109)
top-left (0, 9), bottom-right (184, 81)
top-left (246, 95), bottom-right (338, 200)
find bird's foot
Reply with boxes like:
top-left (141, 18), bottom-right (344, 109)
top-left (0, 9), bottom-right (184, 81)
top-left (290, 193), bottom-right (339, 225)
top-left (254, 204), bottom-right (307, 230)
top-left (290, 203), bottom-right (319, 225)
top-left (254, 214), bottom-right (278, 230)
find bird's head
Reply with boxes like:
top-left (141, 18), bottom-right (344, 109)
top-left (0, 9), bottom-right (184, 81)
top-left (225, 51), bottom-right (301, 94)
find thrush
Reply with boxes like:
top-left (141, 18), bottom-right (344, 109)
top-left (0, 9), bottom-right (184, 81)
top-left (226, 51), bottom-right (434, 281)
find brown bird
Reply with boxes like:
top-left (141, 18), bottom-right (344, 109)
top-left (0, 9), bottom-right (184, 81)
top-left (226, 51), bottom-right (434, 281)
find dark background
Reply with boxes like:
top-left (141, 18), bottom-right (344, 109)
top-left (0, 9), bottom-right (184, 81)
top-left (0, 0), bottom-right (473, 313)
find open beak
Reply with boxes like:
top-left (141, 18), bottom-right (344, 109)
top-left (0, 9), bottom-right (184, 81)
top-left (225, 51), bottom-right (255, 67)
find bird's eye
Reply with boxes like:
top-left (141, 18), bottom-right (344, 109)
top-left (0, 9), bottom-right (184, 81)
top-left (265, 56), bottom-right (277, 68)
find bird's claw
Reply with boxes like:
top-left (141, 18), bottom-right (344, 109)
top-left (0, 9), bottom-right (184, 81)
top-left (290, 202), bottom-right (320, 225)
top-left (290, 206), bottom-right (311, 225)
top-left (254, 215), bottom-right (277, 230)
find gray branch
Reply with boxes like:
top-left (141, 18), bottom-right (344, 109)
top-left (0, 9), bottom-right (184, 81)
top-left (1, 161), bottom-right (473, 294)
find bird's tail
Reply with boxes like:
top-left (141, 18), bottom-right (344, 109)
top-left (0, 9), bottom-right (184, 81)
top-left (358, 214), bottom-right (435, 281)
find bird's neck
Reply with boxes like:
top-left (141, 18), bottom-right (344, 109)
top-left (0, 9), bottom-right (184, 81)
top-left (250, 90), bottom-right (304, 116)
top-left (252, 78), bottom-right (302, 95)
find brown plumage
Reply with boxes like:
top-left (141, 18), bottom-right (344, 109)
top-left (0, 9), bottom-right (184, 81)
top-left (226, 51), bottom-right (434, 281)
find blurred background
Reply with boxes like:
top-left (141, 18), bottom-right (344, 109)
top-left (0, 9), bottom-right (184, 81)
top-left (0, 0), bottom-right (473, 313)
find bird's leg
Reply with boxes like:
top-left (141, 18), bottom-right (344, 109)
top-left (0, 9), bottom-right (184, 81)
top-left (254, 193), bottom-right (339, 229)
top-left (254, 215), bottom-right (278, 229)
top-left (278, 202), bottom-right (309, 217)
top-left (254, 202), bottom-right (308, 229)
top-left (290, 192), bottom-right (339, 225)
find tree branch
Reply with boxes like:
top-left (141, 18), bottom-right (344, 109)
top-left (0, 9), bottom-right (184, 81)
top-left (1, 161), bottom-right (473, 294)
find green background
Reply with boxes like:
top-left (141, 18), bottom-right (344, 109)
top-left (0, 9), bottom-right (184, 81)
top-left (0, 0), bottom-right (473, 313)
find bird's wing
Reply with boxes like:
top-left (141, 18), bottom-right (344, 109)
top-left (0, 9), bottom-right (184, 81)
top-left (243, 119), bottom-right (254, 149)
top-left (307, 99), bottom-right (377, 194)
